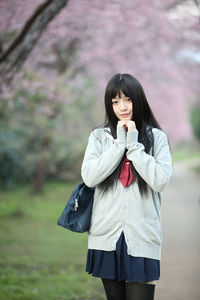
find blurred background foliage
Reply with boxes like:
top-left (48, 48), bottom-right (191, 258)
top-left (0, 75), bottom-right (98, 190)
top-left (0, 0), bottom-right (200, 193)
top-left (190, 104), bottom-right (200, 142)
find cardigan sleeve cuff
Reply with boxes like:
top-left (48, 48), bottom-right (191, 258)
top-left (126, 130), bottom-right (139, 146)
top-left (116, 125), bottom-right (127, 143)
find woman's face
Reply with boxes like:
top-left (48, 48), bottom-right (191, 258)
top-left (112, 91), bottom-right (133, 121)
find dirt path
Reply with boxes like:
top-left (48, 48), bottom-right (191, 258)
top-left (155, 158), bottom-right (200, 300)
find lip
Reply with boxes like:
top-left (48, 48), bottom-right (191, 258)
top-left (120, 113), bottom-right (130, 117)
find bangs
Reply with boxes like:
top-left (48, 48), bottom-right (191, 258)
top-left (110, 80), bottom-right (131, 99)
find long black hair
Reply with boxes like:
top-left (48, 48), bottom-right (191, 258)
top-left (98, 73), bottom-right (163, 197)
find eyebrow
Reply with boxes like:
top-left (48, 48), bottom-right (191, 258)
top-left (112, 96), bottom-right (130, 99)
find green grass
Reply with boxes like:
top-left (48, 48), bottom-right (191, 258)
top-left (0, 182), bottom-right (105, 300)
top-left (172, 146), bottom-right (200, 175)
top-left (172, 149), bottom-right (200, 162)
top-left (171, 141), bottom-right (200, 163)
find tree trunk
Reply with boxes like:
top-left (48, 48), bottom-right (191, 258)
top-left (32, 136), bottom-right (50, 193)
top-left (0, 0), bottom-right (69, 83)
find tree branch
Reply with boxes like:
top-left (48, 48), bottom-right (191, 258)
top-left (0, 0), bottom-right (68, 81)
top-left (193, 0), bottom-right (200, 20)
top-left (165, 0), bottom-right (188, 10)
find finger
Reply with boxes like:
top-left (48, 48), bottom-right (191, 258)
top-left (118, 121), bottom-right (127, 126)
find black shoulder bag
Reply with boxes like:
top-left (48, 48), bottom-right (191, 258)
top-left (57, 182), bottom-right (95, 233)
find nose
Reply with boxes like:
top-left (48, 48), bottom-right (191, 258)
top-left (120, 100), bottom-right (127, 111)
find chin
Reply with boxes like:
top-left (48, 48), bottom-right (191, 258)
top-left (121, 117), bottom-right (132, 121)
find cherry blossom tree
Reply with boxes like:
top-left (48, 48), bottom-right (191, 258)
top-left (0, 0), bottom-right (200, 189)
top-left (0, 0), bottom-right (200, 146)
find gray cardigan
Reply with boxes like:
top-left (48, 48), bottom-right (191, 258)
top-left (81, 125), bottom-right (173, 260)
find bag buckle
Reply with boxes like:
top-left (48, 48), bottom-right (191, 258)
top-left (74, 199), bottom-right (78, 211)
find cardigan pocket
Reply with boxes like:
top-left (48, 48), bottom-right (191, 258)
top-left (143, 215), bottom-right (159, 225)
top-left (88, 221), bottom-right (115, 236)
top-left (142, 207), bottom-right (159, 224)
top-left (141, 221), bottom-right (162, 245)
top-left (142, 194), bottom-right (160, 224)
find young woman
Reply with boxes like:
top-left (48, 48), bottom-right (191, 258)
top-left (81, 73), bottom-right (173, 300)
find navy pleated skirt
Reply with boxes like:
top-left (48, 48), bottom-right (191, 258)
top-left (86, 232), bottom-right (160, 282)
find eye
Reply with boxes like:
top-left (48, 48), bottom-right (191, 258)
top-left (126, 98), bottom-right (131, 101)
top-left (112, 100), bottom-right (118, 105)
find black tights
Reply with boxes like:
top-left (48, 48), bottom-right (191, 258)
top-left (102, 279), bottom-right (155, 300)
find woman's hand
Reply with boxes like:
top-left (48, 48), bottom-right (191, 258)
top-left (126, 120), bottom-right (137, 132)
top-left (118, 121), bottom-right (127, 128)
top-left (117, 120), bottom-right (137, 132)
